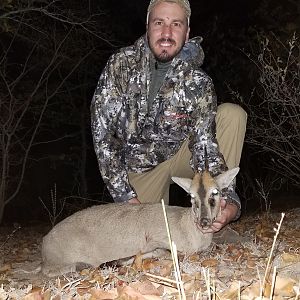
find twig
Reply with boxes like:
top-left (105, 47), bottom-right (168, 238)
top-left (194, 290), bottom-right (202, 300)
top-left (212, 278), bottom-right (216, 300)
top-left (145, 272), bottom-right (177, 285)
top-left (0, 225), bottom-right (21, 250)
top-left (260, 213), bottom-right (285, 298)
top-left (39, 183), bottom-right (65, 226)
top-left (202, 268), bottom-right (211, 300)
top-left (61, 278), bottom-right (83, 291)
top-left (172, 242), bottom-right (186, 299)
top-left (161, 199), bottom-right (186, 300)
top-left (295, 280), bottom-right (300, 300)
top-left (270, 266), bottom-right (277, 300)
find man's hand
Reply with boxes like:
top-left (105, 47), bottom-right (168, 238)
top-left (201, 199), bottom-right (238, 233)
top-left (128, 197), bottom-right (141, 204)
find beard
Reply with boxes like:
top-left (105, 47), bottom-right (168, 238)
top-left (149, 37), bottom-right (184, 63)
top-left (157, 50), bottom-right (174, 62)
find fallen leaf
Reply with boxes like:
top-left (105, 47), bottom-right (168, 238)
top-left (143, 259), bottom-right (173, 277)
top-left (281, 253), bottom-right (300, 264)
top-left (246, 259), bottom-right (256, 268)
top-left (24, 292), bottom-right (43, 300)
top-left (77, 280), bottom-right (93, 296)
top-left (117, 285), bottom-right (147, 300)
top-left (142, 296), bottom-right (162, 300)
top-left (273, 277), bottom-right (297, 297)
top-left (132, 252), bottom-right (144, 271)
top-left (160, 285), bottom-right (178, 296)
top-left (89, 287), bottom-right (118, 299)
top-left (242, 278), bottom-right (297, 300)
top-left (219, 281), bottom-right (241, 299)
top-left (93, 274), bottom-right (106, 283)
top-left (255, 221), bottom-right (274, 241)
top-left (24, 288), bottom-right (50, 300)
top-left (80, 268), bottom-right (92, 276)
top-left (187, 253), bottom-right (200, 262)
top-left (201, 258), bottom-right (218, 268)
top-left (141, 259), bottom-right (156, 272)
top-left (183, 278), bottom-right (202, 293)
top-left (0, 263), bottom-right (12, 273)
top-left (129, 281), bottom-right (161, 296)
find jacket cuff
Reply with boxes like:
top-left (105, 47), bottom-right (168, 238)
top-left (114, 190), bottom-right (137, 203)
top-left (223, 190), bottom-right (241, 221)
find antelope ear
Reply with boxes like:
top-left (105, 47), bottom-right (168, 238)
top-left (172, 177), bottom-right (192, 194)
top-left (214, 167), bottom-right (240, 189)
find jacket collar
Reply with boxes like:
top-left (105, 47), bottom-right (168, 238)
top-left (135, 35), bottom-right (205, 67)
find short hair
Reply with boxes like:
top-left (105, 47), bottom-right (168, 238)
top-left (146, 0), bottom-right (191, 25)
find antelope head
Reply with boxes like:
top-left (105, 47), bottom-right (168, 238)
top-left (172, 167), bottom-right (239, 230)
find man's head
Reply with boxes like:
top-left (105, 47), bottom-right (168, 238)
top-left (147, 0), bottom-right (191, 63)
top-left (147, 0), bottom-right (191, 26)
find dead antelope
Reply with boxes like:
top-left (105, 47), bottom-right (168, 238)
top-left (41, 167), bottom-right (239, 277)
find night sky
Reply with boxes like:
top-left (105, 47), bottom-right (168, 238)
top-left (1, 0), bottom-right (299, 224)
top-left (103, 0), bottom-right (258, 42)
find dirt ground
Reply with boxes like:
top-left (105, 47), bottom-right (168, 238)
top-left (0, 208), bottom-right (299, 299)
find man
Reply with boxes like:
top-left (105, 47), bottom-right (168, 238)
top-left (91, 0), bottom-right (247, 233)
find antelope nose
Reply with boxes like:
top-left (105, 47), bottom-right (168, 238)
top-left (200, 218), bottom-right (211, 228)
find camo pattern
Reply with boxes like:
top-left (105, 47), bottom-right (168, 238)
top-left (91, 35), bottom-right (239, 207)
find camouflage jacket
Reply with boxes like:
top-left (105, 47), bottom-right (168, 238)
top-left (91, 35), bottom-right (240, 211)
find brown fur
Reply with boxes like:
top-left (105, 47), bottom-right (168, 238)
top-left (41, 168), bottom-right (239, 277)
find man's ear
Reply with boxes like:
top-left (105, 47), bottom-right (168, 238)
top-left (185, 27), bottom-right (190, 42)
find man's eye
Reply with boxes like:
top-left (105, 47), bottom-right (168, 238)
top-left (155, 21), bottom-right (163, 26)
top-left (173, 22), bottom-right (180, 27)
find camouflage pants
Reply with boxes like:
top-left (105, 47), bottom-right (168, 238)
top-left (128, 103), bottom-right (247, 204)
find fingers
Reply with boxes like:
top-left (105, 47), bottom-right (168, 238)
top-left (220, 198), bottom-right (227, 209)
top-left (200, 209), bottom-right (228, 234)
top-left (128, 197), bottom-right (141, 204)
top-left (200, 221), bottom-right (223, 234)
top-left (200, 200), bottom-right (238, 234)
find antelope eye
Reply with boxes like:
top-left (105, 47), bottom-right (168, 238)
top-left (212, 189), bottom-right (219, 196)
top-left (209, 198), bottom-right (215, 207)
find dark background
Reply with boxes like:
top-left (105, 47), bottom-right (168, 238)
top-left (0, 0), bottom-right (299, 224)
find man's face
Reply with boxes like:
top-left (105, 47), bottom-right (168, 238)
top-left (147, 2), bottom-right (190, 63)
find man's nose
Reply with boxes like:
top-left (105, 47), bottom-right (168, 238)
top-left (161, 24), bottom-right (172, 37)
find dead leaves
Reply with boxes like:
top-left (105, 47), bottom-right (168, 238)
top-left (1, 209), bottom-right (300, 299)
top-left (2, 259), bottom-right (300, 300)
top-left (89, 287), bottom-right (118, 300)
top-left (20, 278), bottom-right (298, 300)
top-left (139, 259), bottom-right (173, 277)
top-left (200, 258), bottom-right (218, 268)
top-left (0, 262), bottom-right (12, 273)
top-left (218, 277), bottom-right (298, 299)
top-left (255, 220), bottom-right (275, 241)
top-left (23, 287), bottom-right (51, 300)
top-left (281, 252), bottom-right (300, 264)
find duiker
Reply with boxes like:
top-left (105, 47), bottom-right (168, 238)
top-left (41, 167), bottom-right (239, 277)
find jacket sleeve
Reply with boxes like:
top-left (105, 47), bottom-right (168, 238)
top-left (189, 75), bottom-right (241, 218)
top-left (90, 55), bottom-right (137, 202)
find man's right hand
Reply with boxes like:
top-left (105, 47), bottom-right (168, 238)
top-left (128, 197), bottom-right (141, 204)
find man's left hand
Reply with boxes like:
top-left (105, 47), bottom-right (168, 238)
top-left (201, 199), bottom-right (238, 233)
